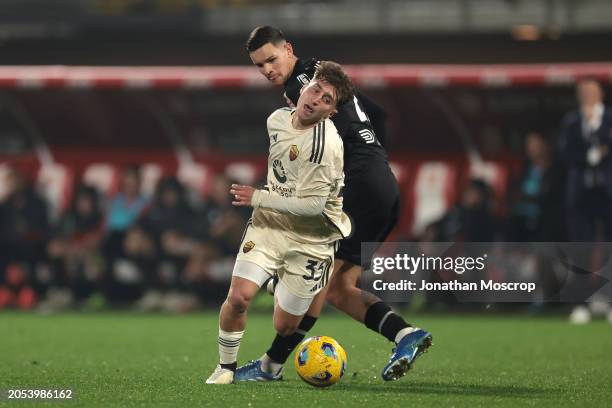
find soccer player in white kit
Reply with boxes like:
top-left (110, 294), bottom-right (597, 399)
top-left (206, 61), bottom-right (354, 384)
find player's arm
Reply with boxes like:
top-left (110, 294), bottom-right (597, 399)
top-left (355, 91), bottom-right (388, 147)
top-left (230, 130), bottom-right (339, 216)
top-left (230, 157), bottom-right (335, 217)
top-left (284, 58), bottom-right (319, 107)
top-left (230, 184), bottom-right (326, 216)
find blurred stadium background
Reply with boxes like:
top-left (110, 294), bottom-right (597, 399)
top-left (1, 0), bottom-right (612, 314)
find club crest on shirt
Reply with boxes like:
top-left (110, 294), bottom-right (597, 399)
top-left (289, 145), bottom-right (299, 161)
top-left (243, 241), bottom-right (255, 253)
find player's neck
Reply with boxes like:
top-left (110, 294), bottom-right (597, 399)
top-left (286, 55), bottom-right (298, 80)
top-left (291, 113), bottom-right (320, 130)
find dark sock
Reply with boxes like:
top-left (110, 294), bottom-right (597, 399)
top-left (266, 314), bottom-right (317, 364)
top-left (364, 301), bottom-right (411, 343)
top-left (220, 362), bottom-right (237, 372)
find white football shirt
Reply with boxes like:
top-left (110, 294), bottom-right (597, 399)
top-left (252, 108), bottom-right (352, 244)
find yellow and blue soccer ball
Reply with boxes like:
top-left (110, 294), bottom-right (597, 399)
top-left (294, 335), bottom-right (347, 387)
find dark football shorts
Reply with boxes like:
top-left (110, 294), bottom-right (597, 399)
top-left (336, 163), bottom-right (400, 270)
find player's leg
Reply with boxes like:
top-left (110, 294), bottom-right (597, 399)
top-left (324, 257), bottom-right (431, 380)
top-left (235, 243), bottom-right (332, 382)
top-left (235, 277), bottom-right (321, 381)
top-left (206, 261), bottom-right (270, 384)
top-left (331, 179), bottom-right (432, 380)
top-left (329, 192), bottom-right (417, 340)
top-left (246, 283), bottom-right (328, 380)
top-left (207, 221), bottom-right (280, 384)
top-left (272, 281), bottom-right (313, 336)
top-left (325, 258), bottom-right (415, 341)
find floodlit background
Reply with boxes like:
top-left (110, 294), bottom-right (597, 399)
top-left (2, 3), bottom-right (612, 407)
top-left (1, 0), bottom-right (611, 314)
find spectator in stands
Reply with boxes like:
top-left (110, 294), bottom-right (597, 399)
top-left (102, 165), bottom-right (150, 304)
top-left (419, 179), bottom-right (496, 308)
top-left (426, 179), bottom-right (497, 242)
top-left (201, 174), bottom-right (251, 256)
top-left (45, 185), bottom-right (105, 309)
top-left (124, 174), bottom-right (250, 311)
top-left (0, 168), bottom-right (49, 309)
top-left (106, 165), bottom-right (149, 236)
top-left (181, 174), bottom-right (251, 305)
top-left (559, 78), bottom-right (612, 241)
top-left (125, 176), bottom-right (206, 311)
top-left (0, 168), bottom-right (50, 259)
top-left (508, 131), bottom-right (566, 241)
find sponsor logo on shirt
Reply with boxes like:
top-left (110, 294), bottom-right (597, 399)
top-left (358, 129), bottom-right (376, 144)
top-left (270, 182), bottom-right (294, 197)
top-left (272, 159), bottom-right (287, 183)
top-left (297, 74), bottom-right (310, 86)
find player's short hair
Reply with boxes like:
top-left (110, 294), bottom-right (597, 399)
top-left (246, 26), bottom-right (286, 52)
top-left (313, 61), bottom-right (355, 107)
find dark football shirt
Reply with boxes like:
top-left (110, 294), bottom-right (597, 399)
top-left (284, 58), bottom-right (390, 177)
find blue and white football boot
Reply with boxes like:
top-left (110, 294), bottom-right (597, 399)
top-left (381, 328), bottom-right (433, 381)
top-left (235, 359), bottom-right (283, 382)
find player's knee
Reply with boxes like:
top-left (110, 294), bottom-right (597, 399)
top-left (227, 290), bottom-right (252, 314)
top-left (274, 320), bottom-right (299, 337)
top-left (325, 277), bottom-right (352, 307)
top-left (325, 284), bottom-right (343, 308)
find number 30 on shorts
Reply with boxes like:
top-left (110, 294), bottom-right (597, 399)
top-left (303, 258), bottom-right (333, 293)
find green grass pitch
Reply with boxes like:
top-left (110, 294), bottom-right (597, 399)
top-left (1, 310), bottom-right (610, 407)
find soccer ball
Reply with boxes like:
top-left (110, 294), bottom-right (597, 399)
top-left (294, 335), bottom-right (347, 387)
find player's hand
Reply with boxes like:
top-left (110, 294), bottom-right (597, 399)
top-left (230, 184), bottom-right (255, 206)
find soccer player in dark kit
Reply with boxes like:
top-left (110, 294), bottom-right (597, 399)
top-left (234, 26), bottom-right (432, 382)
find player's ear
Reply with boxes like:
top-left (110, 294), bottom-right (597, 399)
top-left (328, 108), bottom-right (338, 118)
top-left (284, 41), bottom-right (294, 56)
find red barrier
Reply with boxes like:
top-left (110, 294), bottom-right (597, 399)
top-left (0, 63), bottom-right (610, 89)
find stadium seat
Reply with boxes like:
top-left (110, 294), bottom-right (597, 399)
top-left (0, 163), bottom-right (13, 202)
top-left (467, 160), bottom-right (508, 213)
top-left (411, 161), bottom-right (457, 237)
top-left (83, 163), bottom-right (119, 195)
top-left (177, 161), bottom-right (212, 197)
top-left (36, 163), bottom-right (74, 219)
top-left (225, 162), bottom-right (259, 185)
top-left (140, 163), bottom-right (164, 196)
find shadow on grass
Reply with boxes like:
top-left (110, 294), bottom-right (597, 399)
top-left (269, 380), bottom-right (553, 399)
top-left (353, 381), bottom-right (551, 398)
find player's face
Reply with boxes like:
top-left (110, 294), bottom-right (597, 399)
top-left (249, 42), bottom-right (294, 86)
top-left (577, 80), bottom-right (603, 107)
top-left (295, 80), bottom-right (338, 124)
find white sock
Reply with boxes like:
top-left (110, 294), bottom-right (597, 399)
top-left (395, 327), bottom-right (418, 344)
top-left (218, 328), bottom-right (244, 365)
top-left (261, 353), bottom-right (283, 375)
